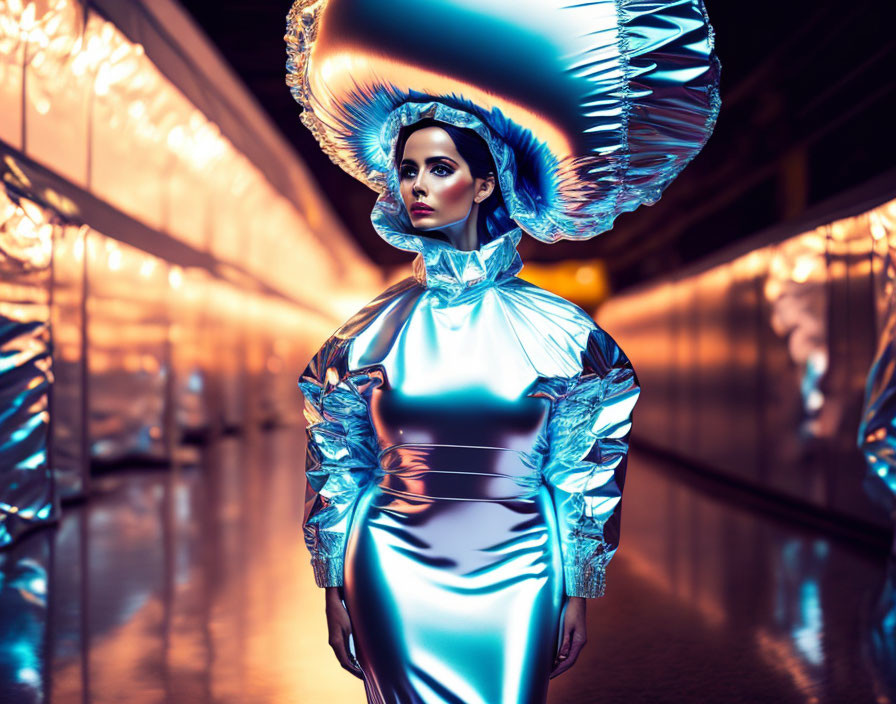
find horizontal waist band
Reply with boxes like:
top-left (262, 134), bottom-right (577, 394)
top-left (376, 444), bottom-right (542, 501)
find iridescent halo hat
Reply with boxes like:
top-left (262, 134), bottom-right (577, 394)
top-left (284, 0), bottom-right (721, 249)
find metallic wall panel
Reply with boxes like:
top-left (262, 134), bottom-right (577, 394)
top-left (695, 266), bottom-right (734, 474)
top-left (22, 0), bottom-right (89, 188)
top-left (86, 230), bottom-right (170, 463)
top-left (759, 231), bottom-right (827, 506)
top-left (0, 26), bottom-right (23, 149)
top-left (652, 283), bottom-right (676, 449)
top-left (598, 198), bottom-right (895, 531)
top-left (257, 299), bottom-right (323, 429)
top-left (86, 11), bottom-right (165, 233)
top-left (206, 281), bottom-right (246, 431)
top-left (0, 0), bottom-right (382, 556)
top-left (857, 203), bottom-right (896, 515)
top-left (677, 280), bottom-right (700, 460)
top-left (50, 223), bottom-right (87, 499)
top-left (728, 251), bottom-right (765, 484)
top-left (244, 297), bottom-right (272, 428)
top-left (0, 189), bottom-right (58, 545)
top-left (829, 219), bottom-right (878, 517)
top-left (171, 268), bottom-right (211, 437)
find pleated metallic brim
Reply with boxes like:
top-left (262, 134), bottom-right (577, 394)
top-left (285, 0), bottom-right (721, 244)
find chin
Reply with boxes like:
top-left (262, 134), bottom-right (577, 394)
top-left (411, 217), bottom-right (440, 230)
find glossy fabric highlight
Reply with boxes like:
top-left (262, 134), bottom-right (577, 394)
top-left (345, 474), bottom-right (565, 703)
top-left (298, 226), bottom-right (640, 701)
top-left (858, 205), bottom-right (896, 512)
top-left (285, 0), bottom-right (721, 242)
top-left (0, 189), bottom-right (58, 546)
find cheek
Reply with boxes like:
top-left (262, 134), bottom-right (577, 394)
top-left (436, 177), bottom-right (474, 207)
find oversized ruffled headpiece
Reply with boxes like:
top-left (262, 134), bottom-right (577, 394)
top-left (285, 0), bottom-right (721, 247)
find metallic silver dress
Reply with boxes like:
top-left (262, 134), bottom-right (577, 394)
top-left (298, 227), bottom-right (640, 704)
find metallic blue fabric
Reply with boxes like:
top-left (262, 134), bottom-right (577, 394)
top-left (285, 0), bottom-right (721, 243)
top-left (298, 226), bottom-right (640, 701)
top-left (858, 209), bottom-right (896, 517)
top-left (0, 189), bottom-right (58, 547)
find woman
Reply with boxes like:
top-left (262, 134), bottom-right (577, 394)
top-left (298, 108), bottom-right (641, 703)
top-left (287, 2), bottom-right (719, 701)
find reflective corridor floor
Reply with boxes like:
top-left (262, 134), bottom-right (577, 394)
top-left (1, 426), bottom-right (894, 703)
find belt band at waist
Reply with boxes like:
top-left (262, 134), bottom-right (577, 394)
top-left (376, 444), bottom-right (542, 501)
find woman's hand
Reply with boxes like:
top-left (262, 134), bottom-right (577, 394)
top-left (550, 596), bottom-right (587, 679)
top-left (324, 587), bottom-right (364, 679)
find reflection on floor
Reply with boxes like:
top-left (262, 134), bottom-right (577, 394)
top-left (1, 427), bottom-right (894, 703)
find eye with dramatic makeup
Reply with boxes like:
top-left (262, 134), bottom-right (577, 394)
top-left (399, 161), bottom-right (455, 180)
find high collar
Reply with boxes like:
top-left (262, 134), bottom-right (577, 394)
top-left (411, 228), bottom-right (524, 292)
top-left (367, 126), bottom-right (525, 294)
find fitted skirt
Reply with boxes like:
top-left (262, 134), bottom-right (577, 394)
top-left (342, 446), bottom-right (567, 704)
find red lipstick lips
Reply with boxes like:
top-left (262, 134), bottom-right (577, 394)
top-left (410, 203), bottom-right (434, 215)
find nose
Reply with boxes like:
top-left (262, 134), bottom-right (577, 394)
top-left (412, 172), bottom-right (426, 196)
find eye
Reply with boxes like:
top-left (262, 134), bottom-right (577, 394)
top-left (399, 165), bottom-right (417, 180)
top-left (432, 164), bottom-right (452, 176)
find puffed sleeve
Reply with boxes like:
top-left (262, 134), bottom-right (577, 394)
top-left (298, 336), bottom-right (381, 588)
top-left (540, 326), bottom-right (641, 598)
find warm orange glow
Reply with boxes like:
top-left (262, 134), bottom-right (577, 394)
top-left (517, 257), bottom-right (610, 309)
top-left (5, 1), bottom-right (380, 315)
top-left (597, 196), bottom-right (896, 421)
top-left (754, 629), bottom-right (821, 703)
top-left (311, 49), bottom-right (573, 158)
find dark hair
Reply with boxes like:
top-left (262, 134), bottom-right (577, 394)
top-left (394, 118), bottom-right (506, 245)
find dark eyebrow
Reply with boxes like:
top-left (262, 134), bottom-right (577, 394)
top-left (399, 155), bottom-right (458, 167)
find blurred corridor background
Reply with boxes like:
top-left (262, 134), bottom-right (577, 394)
top-left (1, 0), bottom-right (895, 702)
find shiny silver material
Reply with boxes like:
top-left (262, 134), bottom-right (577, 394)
top-left (858, 203), bottom-right (896, 520)
top-left (283, 1), bottom-right (727, 696)
top-left (298, 223), bottom-right (640, 700)
top-left (285, 0), bottom-right (721, 242)
top-left (0, 188), bottom-right (59, 546)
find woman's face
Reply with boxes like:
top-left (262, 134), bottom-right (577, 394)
top-left (398, 126), bottom-right (490, 231)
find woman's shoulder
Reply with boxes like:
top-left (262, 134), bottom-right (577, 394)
top-left (333, 275), bottom-right (424, 342)
top-left (502, 275), bottom-right (633, 369)
top-left (492, 276), bottom-right (630, 380)
top-left (500, 275), bottom-right (601, 336)
top-left (302, 276), bottom-right (423, 377)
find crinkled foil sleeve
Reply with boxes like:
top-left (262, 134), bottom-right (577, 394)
top-left (298, 338), bottom-right (381, 588)
top-left (540, 329), bottom-right (641, 598)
